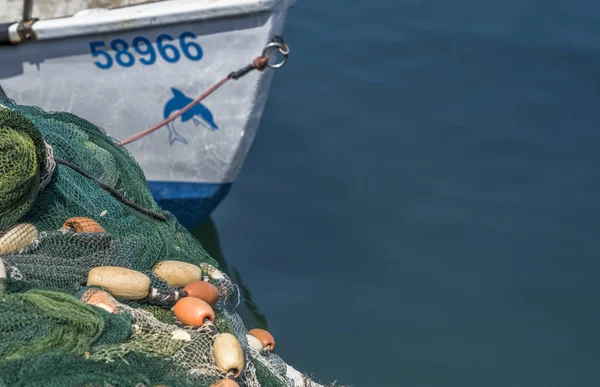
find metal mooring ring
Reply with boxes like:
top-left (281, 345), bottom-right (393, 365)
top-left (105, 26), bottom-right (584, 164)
top-left (262, 41), bottom-right (289, 69)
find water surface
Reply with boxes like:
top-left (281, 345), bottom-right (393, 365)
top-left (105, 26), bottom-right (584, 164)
top-left (196, 2), bottom-right (600, 386)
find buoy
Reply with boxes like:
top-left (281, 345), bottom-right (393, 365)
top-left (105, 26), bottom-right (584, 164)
top-left (213, 333), bottom-right (245, 377)
top-left (200, 263), bottom-right (225, 280)
top-left (152, 260), bottom-right (202, 287)
top-left (62, 217), bottom-right (105, 233)
top-left (80, 287), bottom-right (118, 314)
top-left (87, 266), bottom-right (150, 300)
top-left (0, 223), bottom-right (38, 254)
top-left (246, 334), bottom-right (264, 353)
top-left (183, 281), bottom-right (220, 306)
top-left (210, 380), bottom-right (239, 387)
top-left (248, 329), bottom-right (275, 351)
top-left (173, 297), bottom-right (215, 326)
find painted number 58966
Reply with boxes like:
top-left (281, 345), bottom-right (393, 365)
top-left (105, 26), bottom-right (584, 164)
top-left (89, 32), bottom-right (203, 70)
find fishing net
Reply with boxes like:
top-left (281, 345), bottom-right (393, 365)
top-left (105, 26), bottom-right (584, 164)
top-left (0, 97), bottom-right (324, 387)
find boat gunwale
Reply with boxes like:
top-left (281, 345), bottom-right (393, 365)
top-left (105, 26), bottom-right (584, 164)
top-left (6, 0), bottom-right (290, 44)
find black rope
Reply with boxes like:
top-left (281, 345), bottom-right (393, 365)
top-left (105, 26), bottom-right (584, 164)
top-left (55, 158), bottom-right (168, 222)
top-left (229, 64), bottom-right (255, 80)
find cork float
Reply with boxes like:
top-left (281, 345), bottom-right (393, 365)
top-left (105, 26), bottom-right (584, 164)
top-left (152, 260), bottom-right (202, 287)
top-left (0, 223), bottom-right (38, 254)
top-left (87, 266), bottom-right (151, 300)
top-left (213, 333), bottom-right (245, 378)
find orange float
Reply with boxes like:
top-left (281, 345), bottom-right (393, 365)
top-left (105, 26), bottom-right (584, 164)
top-left (62, 217), bottom-right (105, 233)
top-left (248, 328), bottom-right (275, 351)
top-left (183, 281), bottom-right (220, 306)
top-left (173, 297), bottom-right (215, 326)
top-left (80, 288), bottom-right (118, 314)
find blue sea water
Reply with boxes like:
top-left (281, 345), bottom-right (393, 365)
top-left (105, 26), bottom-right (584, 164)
top-left (196, 1), bottom-right (600, 386)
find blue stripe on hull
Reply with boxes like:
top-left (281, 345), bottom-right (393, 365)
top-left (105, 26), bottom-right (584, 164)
top-left (148, 181), bottom-right (232, 229)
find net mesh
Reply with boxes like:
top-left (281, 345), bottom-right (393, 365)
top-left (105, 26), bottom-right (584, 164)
top-left (0, 97), bottom-right (324, 387)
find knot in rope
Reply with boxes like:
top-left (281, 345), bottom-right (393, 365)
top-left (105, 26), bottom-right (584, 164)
top-left (252, 56), bottom-right (269, 71)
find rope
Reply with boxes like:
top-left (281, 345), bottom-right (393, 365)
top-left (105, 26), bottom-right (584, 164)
top-left (118, 56), bottom-right (269, 147)
top-left (40, 142), bottom-right (55, 190)
top-left (42, 56), bottom-right (271, 222)
top-left (55, 158), bottom-right (168, 222)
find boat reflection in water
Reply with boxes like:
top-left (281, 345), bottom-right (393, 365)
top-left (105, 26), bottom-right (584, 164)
top-left (191, 216), bottom-right (269, 331)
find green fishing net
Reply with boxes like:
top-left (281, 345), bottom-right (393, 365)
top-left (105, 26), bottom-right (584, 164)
top-left (0, 97), bottom-right (321, 387)
top-left (0, 117), bottom-right (44, 229)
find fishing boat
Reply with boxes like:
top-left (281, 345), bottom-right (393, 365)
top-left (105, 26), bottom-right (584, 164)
top-left (0, 0), bottom-right (294, 229)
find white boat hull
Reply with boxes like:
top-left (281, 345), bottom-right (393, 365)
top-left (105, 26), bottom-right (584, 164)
top-left (0, 0), bottom-right (293, 228)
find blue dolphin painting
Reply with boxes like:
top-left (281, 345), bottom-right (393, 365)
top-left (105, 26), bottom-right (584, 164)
top-left (163, 88), bottom-right (219, 145)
